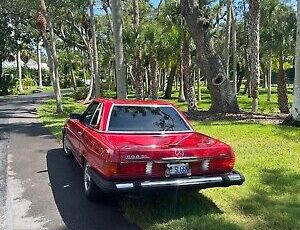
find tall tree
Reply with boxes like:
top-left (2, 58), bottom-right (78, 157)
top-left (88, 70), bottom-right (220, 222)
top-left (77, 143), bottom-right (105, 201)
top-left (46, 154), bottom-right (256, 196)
top-left (37, 39), bottom-right (43, 89)
top-left (38, 0), bottom-right (63, 113)
top-left (181, 28), bottom-right (197, 111)
top-left (88, 0), bottom-right (101, 97)
top-left (224, 0), bottom-right (232, 77)
top-left (180, 0), bottom-right (239, 113)
top-left (249, 0), bottom-right (260, 113)
top-left (132, 0), bottom-right (144, 99)
top-left (291, 0), bottom-right (300, 122)
top-left (111, 0), bottom-right (127, 99)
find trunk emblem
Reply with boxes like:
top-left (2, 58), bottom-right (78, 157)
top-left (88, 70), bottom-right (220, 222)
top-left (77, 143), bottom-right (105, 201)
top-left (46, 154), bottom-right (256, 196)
top-left (175, 149), bottom-right (184, 158)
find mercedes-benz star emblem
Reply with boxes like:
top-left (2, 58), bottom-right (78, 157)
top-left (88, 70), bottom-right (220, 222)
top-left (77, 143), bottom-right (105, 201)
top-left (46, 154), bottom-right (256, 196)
top-left (175, 149), bottom-right (184, 158)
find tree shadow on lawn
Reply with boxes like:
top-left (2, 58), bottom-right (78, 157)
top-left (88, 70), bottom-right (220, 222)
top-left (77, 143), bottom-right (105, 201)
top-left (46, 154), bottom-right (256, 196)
top-left (274, 124), bottom-right (300, 142)
top-left (238, 169), bottom-right (300, 229)
top-left (120, 189), bottom-right (242, 230)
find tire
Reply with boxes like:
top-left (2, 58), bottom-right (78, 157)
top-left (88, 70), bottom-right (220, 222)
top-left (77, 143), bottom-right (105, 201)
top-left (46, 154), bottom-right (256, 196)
top-left (83, 161), bottom-right (102, 201)
top-left (62, 133), bottom-right (73, 157)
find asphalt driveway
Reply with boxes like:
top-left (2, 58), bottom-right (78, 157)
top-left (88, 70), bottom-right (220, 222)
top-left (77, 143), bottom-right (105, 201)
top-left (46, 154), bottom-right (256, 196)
top-left (0, 92), bottom-right (138, 230)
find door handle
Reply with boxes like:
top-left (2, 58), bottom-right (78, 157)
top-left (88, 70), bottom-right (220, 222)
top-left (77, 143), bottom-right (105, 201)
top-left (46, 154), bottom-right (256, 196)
top-left (78, 131), bottom-right (82, 135)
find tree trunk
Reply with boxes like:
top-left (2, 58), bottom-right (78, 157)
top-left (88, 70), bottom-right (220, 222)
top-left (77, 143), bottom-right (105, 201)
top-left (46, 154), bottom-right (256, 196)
top-left (267, 52), bottom-right (272, 101)
top-left (178, 60), bottom-right (185, 102)
top-left (132, 0), bottom-right (144, 99)
top-left (164, 64), bottom-right (177, 99)
top-left (149, 54), bottom-right (158, 99)
top-left (89, 0), bottom-right (101, 97)
top-left (277, 55), bottom-right (289, 113)
top-left (0, 57), bottom-right (2, 80)
top-left (249, 0), bottom-right (260, 113)
top-left (181, 0), bottom-right (239, 113)
top-left (37, 39), bottom-right (43, 89)
top-left (40, 0), bottom-right (63, 114)
top-left (231, 5), bottom-right (237, 95)
top-left (84, 43), bottom-right (95, 103)
top-left (224, 0), bottom-right (232, 77)
top-left (291, 0), bottom-right (300, 121)
top-left (71, 68), bottom-right (77, 91)
top-left (182, 33), bottom-right (197, 111)
top-left (17, 51), bottom-right (23, 92)
top-left (144, 67), bottom-right (149, 97)
top-left (197, 67), bottom-right (201, 101)
top-left (111, 0), bottom-right (127, 99)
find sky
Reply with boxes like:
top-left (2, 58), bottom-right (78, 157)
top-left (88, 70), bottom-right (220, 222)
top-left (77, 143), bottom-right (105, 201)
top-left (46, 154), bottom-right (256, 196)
top-left (150, 0), bottom-right (160, 8)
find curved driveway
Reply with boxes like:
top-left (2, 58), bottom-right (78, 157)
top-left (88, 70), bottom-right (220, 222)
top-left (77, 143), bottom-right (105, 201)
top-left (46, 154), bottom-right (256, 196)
top-left (0, 93), bottom-right (139, 230)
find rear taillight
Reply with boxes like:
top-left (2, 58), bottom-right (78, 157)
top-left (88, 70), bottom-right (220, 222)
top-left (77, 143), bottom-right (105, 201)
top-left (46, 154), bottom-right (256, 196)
top-left (117, 162), bottom-right (146, 176)
top-left (206, 157), bottom-right (235, 172)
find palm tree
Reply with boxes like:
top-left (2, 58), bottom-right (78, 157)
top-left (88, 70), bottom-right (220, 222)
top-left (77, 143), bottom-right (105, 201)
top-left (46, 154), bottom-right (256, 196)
top-left (111, 0), bottom-right (127, 99)
top-left (249, 0), bottom-right (260, 113)
top-left (291, 0), bottom-right (300, 121)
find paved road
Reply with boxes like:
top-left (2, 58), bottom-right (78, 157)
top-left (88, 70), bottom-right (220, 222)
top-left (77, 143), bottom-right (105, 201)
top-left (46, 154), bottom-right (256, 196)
top-left (0, 93), bottom-right (139, 230)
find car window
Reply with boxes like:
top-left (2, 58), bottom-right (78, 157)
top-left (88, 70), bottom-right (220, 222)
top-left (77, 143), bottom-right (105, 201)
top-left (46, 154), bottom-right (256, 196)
top-left (108, 105), bottom-right (191, 132)
top-left (82, 102), bottom-right (99, 125)
top-left (90, 104), bottom-right (102, 127)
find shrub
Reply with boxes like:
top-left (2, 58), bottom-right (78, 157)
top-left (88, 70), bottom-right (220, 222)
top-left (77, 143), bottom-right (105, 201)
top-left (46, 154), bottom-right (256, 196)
top-left (72, 87), bottom-right (88, 100)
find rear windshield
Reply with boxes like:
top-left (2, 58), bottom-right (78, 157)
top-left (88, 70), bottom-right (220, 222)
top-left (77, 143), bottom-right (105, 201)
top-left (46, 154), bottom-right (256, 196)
top-left (108, 105), bottom-right (191, 132)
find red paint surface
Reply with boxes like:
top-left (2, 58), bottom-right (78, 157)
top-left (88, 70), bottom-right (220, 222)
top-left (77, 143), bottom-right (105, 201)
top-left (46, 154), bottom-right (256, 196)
top-left (64, 98), bottom-right (236, 180)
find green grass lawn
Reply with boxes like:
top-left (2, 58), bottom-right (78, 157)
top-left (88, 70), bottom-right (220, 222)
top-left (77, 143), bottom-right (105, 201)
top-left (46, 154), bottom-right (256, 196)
top-left (37, 89), bottom-right (300, 230)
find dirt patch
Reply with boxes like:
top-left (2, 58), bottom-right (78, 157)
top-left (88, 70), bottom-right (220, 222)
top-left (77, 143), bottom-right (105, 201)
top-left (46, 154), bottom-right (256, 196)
top-left (185, 111), bottom-right (289, 124)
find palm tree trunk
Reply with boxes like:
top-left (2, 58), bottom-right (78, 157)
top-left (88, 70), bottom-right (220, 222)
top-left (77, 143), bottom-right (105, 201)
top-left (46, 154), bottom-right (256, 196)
top-left (267, 51), bottom-right (272, 101)
top-left (111, 0), bottom-right (127, 99)
top-left (40, 0), bottom-right (62, 113)
top-left (164, 64), bottom-right (177, 99)
top-left (37, 39), bottom-right (43, 89)
top-left (149, 54), bottom-right (158, 99)
top-left (84, 43), bottom-right (95, 103)
top-left (231, 5), bottom-right (237, 95)
top-left (249, 0), bottom-right (260, 113)
top-left (132, 0), bottom-right (144, 99)
top-left (88, 0), bottom-right (101, 97)
top-left (224, 0), bottom-right (232, 77)
top-left (17, 51), bottom-right (23, 92)
top-left (277, 54), bottom-right (289, 113)
top-left (291, 0), bottom-right (300, 121)
top-left (178, 60), bottom-right (185, 102)
top-left (182, 33), bottom-right (197, 111)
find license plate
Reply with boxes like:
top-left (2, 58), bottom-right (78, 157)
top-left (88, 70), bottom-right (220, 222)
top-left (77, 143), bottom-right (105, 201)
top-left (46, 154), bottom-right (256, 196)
top-left (166, 163), bottom-right (190, 176)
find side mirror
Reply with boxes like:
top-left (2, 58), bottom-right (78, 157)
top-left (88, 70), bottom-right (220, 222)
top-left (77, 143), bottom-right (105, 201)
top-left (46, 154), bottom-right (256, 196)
top-left (70, 113), bottom-right (82, 120)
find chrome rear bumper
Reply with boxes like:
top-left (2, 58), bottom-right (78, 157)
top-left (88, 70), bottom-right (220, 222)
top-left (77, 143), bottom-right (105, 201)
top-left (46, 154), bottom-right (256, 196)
top-left (89, 169), bottom-right (245, 193)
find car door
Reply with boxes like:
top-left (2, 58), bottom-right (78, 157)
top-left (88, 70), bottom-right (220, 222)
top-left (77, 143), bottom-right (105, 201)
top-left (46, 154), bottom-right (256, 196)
top-left (78, 102), bottom-right (103, 164)
top-left (71, 102), bottom-right (100, 163)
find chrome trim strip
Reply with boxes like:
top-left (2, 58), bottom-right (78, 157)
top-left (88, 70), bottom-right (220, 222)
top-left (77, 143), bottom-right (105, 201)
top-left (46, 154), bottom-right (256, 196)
top-left (105, 104), bottom-right (193, 133)
top-left (116, 183), bottom-right (134, 189)
top-left (141, 176), bottom-right (223, 188)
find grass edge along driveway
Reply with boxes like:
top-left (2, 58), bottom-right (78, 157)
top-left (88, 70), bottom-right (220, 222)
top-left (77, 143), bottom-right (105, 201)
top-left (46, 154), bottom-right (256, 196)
top-left (37, 96), bottom-right (300, 230)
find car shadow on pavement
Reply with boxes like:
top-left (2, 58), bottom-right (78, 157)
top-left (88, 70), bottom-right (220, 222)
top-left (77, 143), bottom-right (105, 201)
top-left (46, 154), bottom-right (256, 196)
top-left (47, 148), bottom-right (139, 230)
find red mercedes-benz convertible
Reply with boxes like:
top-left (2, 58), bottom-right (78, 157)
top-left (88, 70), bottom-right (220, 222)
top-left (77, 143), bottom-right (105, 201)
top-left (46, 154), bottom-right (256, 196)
top-left (62, 98), bottom-right (244, 200)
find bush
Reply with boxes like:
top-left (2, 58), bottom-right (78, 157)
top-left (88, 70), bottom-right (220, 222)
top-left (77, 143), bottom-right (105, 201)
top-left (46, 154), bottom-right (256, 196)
top-left (72, 87), bottom-right (88, 100)
top-left (0, 73), bottom-right (17, 95)
top-left (21, 75), bottom-right (37, 89)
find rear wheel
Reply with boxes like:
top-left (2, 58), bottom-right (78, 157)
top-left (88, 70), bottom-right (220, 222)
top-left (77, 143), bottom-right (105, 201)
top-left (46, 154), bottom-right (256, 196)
top-left (83, 161), bottom-right (104, 201)
top-left (62, 133), bottom-right (73, 157)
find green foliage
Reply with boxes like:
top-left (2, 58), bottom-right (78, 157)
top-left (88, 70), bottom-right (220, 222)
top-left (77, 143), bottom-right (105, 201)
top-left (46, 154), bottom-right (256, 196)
top-left (20, 74), bottom-right (37, 90)
top-left (71, 87), bottom-right (89, 101)
top-left (0, 73), bottom-right (16, 95)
